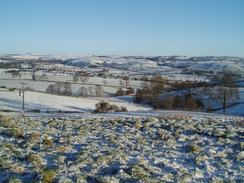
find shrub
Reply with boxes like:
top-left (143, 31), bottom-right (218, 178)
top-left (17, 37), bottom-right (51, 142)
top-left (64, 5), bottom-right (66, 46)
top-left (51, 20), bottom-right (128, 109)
top-left (95, 101), bottom-right (110, 113)
top-left (95, 101), bottom-right (127, 113)
top-left (0, 116), bottom-right (13, 128)
top-left (120, 106), bottom-right (128, 112)
top-left (7, 127), bottom-right (24, 139)
top-left (115, 88), bottom-right (125, 96)
top-left (116, 87), bottom-right (135, 96)
top-left (125, 87), bottom-right (134, 95)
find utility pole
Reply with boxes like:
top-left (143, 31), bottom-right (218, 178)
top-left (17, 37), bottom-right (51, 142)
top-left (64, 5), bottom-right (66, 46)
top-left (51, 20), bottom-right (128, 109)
top-left (20, 82), bottom-right (27, 116)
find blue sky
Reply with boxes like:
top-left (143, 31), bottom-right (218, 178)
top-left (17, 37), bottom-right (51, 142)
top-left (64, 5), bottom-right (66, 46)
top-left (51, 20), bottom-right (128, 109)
top-left (0, 0), bottom-right (243, 56)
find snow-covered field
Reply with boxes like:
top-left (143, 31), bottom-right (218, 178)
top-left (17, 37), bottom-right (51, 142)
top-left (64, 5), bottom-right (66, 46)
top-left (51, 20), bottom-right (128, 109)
top-left (0, 112), bottom-right (243, 182)
top-left (0, 91), bottom-right (151, 112)
top-left (0, 78), bottom-right (119, 94)
top-left (0, 72), bottom-right (142, 89)
top-left (0, 54), bottom-right (244, 116)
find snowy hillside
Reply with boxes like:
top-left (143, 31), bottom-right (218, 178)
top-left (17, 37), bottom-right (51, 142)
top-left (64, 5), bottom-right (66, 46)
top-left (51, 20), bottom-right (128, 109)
top-left (1, 54), bottom-right (243, 76)
top-left (0, 53), bottom-right (243, 116)
top-left (64, 55), bottom-right (244, 76)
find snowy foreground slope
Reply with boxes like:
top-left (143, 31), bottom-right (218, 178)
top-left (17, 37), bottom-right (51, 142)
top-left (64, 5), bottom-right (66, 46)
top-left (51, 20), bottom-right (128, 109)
top-left (0, 112), bottom-right (243, 182)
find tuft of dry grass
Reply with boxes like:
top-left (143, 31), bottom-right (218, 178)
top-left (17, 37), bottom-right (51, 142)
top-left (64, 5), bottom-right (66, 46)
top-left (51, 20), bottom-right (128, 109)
top-left (43, 136), bottom-right (53, 147)
top-left (26, 154), bottom-right (43, 168)
top-left (42, 169), bottom-right (57, 183)
top-left (30, 132), bottom-right (41, 142)
top-left (7, 127), bottom-right (24, 139)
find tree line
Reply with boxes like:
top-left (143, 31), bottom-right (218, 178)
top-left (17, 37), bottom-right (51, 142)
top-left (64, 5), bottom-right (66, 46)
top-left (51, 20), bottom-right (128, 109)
top-left (134, 72), bottom-right (240, 115)
top-left (46, 82), bottom-right (104, 97)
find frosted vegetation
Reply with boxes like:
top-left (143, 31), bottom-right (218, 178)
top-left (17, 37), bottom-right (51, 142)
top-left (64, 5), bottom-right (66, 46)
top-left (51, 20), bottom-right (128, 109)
top-left (0, 113), bottom-right (243, 182)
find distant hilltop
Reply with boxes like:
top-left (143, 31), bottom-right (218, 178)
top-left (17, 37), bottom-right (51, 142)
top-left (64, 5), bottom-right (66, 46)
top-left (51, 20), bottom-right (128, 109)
top-left (0, 54), bottom-right (243, 76)
top-left (0, 53), bottom-right (243, 61)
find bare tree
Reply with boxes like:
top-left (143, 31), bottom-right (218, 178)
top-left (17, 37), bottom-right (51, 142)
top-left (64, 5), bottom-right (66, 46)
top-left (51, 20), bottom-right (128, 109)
top-left (72, 73), bottom-right (79, 83)
top-left (46, 82), bottom-right (72, 96)
top-left (95, 85), bottom-right (104, 97)
top-left (135, 75), bottom-right (168, 107)
top-left (88, 86), bottom-right (94, 97)
top-left (46, 84), bottom-right (55, 94)
top-left (80, 72), bottom-right (89, 84)
top-left (32, 70), bottom-right (36, 81)
top-left (119, 79), bottom-right (123, 87)
top-left (11, 70), bottom-right (22, 79)
top-left (122, 76), bottom-right (130, 88)
top-left (77, 86), bottom-right (89, 97)
top-left (53, 82), bottom-right (62, 95)
top-left (103, 79), bottom-right (108, 86)
top-left (62, 83), bottom-right (72, 96)
top-left (149, 75), bottom-right (168, 102)
top-left (72, 72), bottom-right (89, 84)
top-left (207, 72), bottom-right (239, 114)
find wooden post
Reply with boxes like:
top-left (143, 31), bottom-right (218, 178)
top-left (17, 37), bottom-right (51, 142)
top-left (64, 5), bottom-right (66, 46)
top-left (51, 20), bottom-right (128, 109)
top-left (20, 82), bottom-right (27, 116)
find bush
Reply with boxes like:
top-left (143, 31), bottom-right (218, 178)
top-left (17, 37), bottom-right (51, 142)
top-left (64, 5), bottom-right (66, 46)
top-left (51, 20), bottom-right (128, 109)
top-left (115, 87), bottom-right (134, 96)
top-left (120, 106), bottom-right (128, 112)
top-left (125, 87), bottom-right (134, 95)
top-left (95, 101), bottom-right (127, 113)
top-left (115, 88), bottom-right (125, 96)
top-left (95, 101), bottom-right (110, 113)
